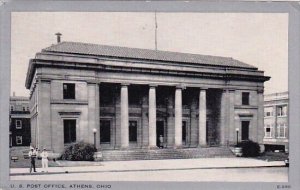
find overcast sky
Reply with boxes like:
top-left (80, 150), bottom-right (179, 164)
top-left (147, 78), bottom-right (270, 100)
top-left (11, 12), bottom-right (288, 97)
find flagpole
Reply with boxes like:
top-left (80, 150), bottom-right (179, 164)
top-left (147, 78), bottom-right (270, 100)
top-left (155, 11), bottom-right (157, 51)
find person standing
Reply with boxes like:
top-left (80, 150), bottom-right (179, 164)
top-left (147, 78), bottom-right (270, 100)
top-left (28, 147), bottom-right (37, 173)
top-left (40, 148), bottom-right (49, 172)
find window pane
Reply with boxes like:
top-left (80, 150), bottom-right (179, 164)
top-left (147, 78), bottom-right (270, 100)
top-left (63, 83), bottom-right (75, 99)
top-left (242, 92), bottom-right (250, 105)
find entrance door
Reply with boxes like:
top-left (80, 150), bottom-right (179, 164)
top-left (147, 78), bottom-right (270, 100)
top-left (241, 121), bottom-right (250, 141)
top-left (182, 121), bottom-right (187, 145)
top-left (129, 120), bottom-right (137, 143)
top-left (64, 119), bottom-right (76, 143)
top-left (100, 120), bottom-right (111, 144)
top-left (156, 121), bottom-right (164, 147)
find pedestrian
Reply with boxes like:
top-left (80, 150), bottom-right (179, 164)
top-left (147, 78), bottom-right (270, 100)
top-left (159, 135), bottom-right (164, 149)
top-left (28, 147), bottom-right (37, 173)
top-left (41, 148), bottom-right (49, 172)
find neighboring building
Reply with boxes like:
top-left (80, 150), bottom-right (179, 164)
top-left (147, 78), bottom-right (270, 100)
top-left (9, 95), bottom-right (31, 147)
top-left (25, 41), bottom-right (270, 154)
top-left (263, 92), bottom-right (289, 152)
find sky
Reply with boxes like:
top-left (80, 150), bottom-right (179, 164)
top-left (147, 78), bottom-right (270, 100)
top-left (11, 12), bottom-right (288, 97)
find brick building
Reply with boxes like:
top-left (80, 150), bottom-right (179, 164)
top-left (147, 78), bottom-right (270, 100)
top-left (263, 92), bottom-right (289, 152)
top-left (9, 95), bottom-right (31, 147)
top-left (25, 41), bottom-right (270, 154)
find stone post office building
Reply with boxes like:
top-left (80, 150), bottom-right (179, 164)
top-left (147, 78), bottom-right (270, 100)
top-left (25, 41), bottom-right (270, 154)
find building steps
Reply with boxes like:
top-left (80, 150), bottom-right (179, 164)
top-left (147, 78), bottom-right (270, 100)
top-left (96, 147), bottom-right (235, 161)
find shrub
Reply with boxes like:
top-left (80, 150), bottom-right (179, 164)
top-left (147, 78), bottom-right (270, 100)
top-left (236, 140), bottom-right (260, 157)
top-left (60, 141), bottom-right (97, 161)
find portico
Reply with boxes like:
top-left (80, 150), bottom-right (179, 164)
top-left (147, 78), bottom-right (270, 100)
top-left (25, 41), bottom-right (270, 154)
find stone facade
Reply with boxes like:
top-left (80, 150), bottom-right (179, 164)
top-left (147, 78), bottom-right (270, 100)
top-left (25, 42), bottom-right (270, 154)
top-left (263, 92), bottom-right (289, 152)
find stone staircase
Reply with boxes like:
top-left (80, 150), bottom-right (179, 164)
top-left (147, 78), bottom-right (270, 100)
top-left (96, 147), bottom-right (235, 161)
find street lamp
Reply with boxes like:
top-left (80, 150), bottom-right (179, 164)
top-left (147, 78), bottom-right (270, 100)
top-left (93, 128), bottom-right (97, 149)
top-left (235, 128), bottom-right (239, 145)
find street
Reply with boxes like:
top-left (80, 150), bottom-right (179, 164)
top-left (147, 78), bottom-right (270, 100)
top-left (10, 167), bottom-right (288, 182)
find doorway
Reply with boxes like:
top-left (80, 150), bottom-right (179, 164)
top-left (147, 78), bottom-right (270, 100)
top-left (182, 121), bottom-right (187, 145)
top-left (64, 119), bottom-right (76, 143)
top-left (156, 121), bottom-right (164, 147)
top-left (129, 120), bottom-right (138, 143)
top-left (100, 120), bottom-right (111, 144)
top-left (241, 121), bottom-right (250, 141)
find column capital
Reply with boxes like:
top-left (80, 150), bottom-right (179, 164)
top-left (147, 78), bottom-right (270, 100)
top-left (149, 84), bottom-right (158, 88)
top-left (199, 87), bottom-right (208, 91)
top-left (87, 81), bottom-right (100, 85)
top-left (121, 83), bottom-right (130, 87)
top-left (176, 84), bottom-right (186, 89)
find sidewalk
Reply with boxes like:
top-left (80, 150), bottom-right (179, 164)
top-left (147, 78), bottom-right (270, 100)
top-left (10, 157), bottom-right (285, 176)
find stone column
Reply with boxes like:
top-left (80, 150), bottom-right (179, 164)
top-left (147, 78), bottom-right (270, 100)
top-left (120, 84), bottom-right (129, 149)
top-left (148, 85), bottom-right (157, 148)
top-left (174, 86), bottom-right (182, 148)
top-left (198, 88), bottom-right (207, 147)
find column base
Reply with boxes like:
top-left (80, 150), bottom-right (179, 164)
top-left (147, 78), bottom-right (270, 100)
top-left (197, 144), bottom-right (208, 148)
top-left (148, 146), bottom-right (159, 150)
top-left (173, 145), bottom-right (183, 149)
top-left (119, 146), bottom-right (129, 150)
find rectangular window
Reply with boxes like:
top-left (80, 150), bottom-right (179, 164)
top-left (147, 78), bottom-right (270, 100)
top-left (63, 83), bottom-right (75, 99)
top-left (129, 120), bottom-right (137, 142)
top-left (242, 92), bottom-right (250, 105)
top-left (277, 105), bottom-right (287, 116)
top-left (277, 124), bottom-right (287, 138)
top-left (16, 136), bottom-right (22, 145)
top-left (264, 107), bottom-right (273, 117)
top-left (10, 106), bottom-right (14, 112)
top-left (16, 120), bottom-right (22, 129)
top-left (264, 125), bottom-right (272, 138)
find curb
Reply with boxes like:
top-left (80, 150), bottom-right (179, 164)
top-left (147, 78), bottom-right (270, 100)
top-left (10, 164), bottom-right (286, 176)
